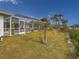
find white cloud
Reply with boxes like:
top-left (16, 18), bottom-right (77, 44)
top-left (48, 15), bottom-right (51, 17)
top-left (0, 0), bottom-right (18, 5)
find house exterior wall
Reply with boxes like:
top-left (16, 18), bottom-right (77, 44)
top-left (0, 16), bottom-right (4, 37)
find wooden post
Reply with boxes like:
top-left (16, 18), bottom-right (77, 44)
top-left (24, 21), bottom-right (26, 34)
top-left (10, 16), bottom-right (12, 36)
top-left (19, 20), bottom-right (20, 34)
top-left (39, 25), bottom-right (41, 31)
top-left (0, 37), bottom-right (3, 42)
top-left (32, 23), bottom-right (34, 32)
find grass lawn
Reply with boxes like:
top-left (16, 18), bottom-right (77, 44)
top-left (77, 57), bottom-right (79, 59)
top-left (0, 30), bottom-right (71, 59)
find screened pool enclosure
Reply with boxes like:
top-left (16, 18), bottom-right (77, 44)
top-left (0, 11), bottom-right (41, 37)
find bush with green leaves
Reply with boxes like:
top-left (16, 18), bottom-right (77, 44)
top-left (69, 29), bottom-right (79, 56)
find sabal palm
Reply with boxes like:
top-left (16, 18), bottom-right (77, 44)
top-left (51, 14), bottom-right (63, 27)
top-left (62, 20), bottom-right (68, 28)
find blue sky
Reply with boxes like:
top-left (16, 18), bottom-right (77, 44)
top-left (0, 0), bottom-right (79, 26)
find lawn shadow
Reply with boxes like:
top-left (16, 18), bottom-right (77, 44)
top-left (21, 33), bottom-right (46, 45)
top-left (31, 37), bottom-right (44, 44)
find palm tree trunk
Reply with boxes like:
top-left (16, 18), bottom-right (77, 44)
top-left (43, 23), bottom-right (47, 44)
top-left (44, 28), bottom-right (47, 44)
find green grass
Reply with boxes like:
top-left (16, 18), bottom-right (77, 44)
top-left (77, 57), bottom-right (79, 59)
top-left (0, 30), bottom-right (71, 59)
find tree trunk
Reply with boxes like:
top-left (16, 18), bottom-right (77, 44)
top-left (43, 23), bottom-right (47, 44)
top-left (44, 28), bottom-right (47, 44)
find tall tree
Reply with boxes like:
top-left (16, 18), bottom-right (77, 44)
top-left (40, 18), bottom-right (49, 44)
top-left (51, 14), bottom-right (63, 28)
top-left (62, 20), bottom-right (68, 32)
top-left (40, 18), bottom-right (49, 23)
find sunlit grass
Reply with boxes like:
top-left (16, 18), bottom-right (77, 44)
top-left (0, 30), bottom-right (71, 59)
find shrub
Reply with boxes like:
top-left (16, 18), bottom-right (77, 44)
top-left (69, 29), bottom-right (79, 56)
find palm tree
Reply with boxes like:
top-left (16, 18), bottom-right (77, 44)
top-left (40, 18), bottom-right (49, 24)
top-left (51, 15), bottom-right (58, 26)
top-left (40, 18), bottom-right (49, 29)
top-left (51, 14), bottom-right (63, 28)
top-left (62, 20), bottom-right (68, 27)
top-left (76, 24), bottom-right (79, 29)
top-left (62, 20), bottom-right (68, 32)
top-left (71, 24), bottom-right (79, 29)
top-left (40, 18), bottom-right (49, 44)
